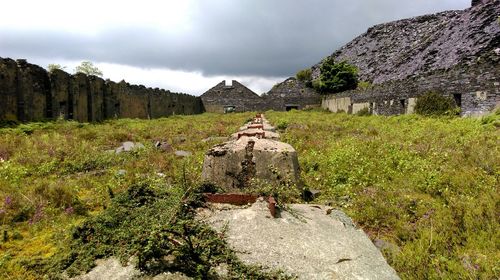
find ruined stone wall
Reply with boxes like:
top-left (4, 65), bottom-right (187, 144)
top-left (0, 57), bottom-right (204, 123)
top-left (201, 80), bottom-right (266, 113)
top-left (264, 78), bottom-right (321, 110)
top-left (16, 59), bottom-right (51, 121)
top-left (322, 59), bottom-right (500, 116)
top-left (0, 58), bottom-right (19, 121)
top-left (201, 79), bottom-right (321, 112)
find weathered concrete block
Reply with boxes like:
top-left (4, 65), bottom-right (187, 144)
top-left (201, 137), bottom-right (300, 189)
top-left (230, 128), bottom-right (280, 140)
top-left (201, 201), bottom-right (400, 280)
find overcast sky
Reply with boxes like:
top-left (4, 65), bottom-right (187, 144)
top-left (0, 0), bottom-right (470, 95)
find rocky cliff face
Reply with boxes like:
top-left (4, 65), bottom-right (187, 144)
top-left (312, 1), bottom-right (500, 84)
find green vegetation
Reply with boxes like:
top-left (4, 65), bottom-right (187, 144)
top-left (414, 92), bottom-right (458, 116)
top-left (266, 110), bottom-right (499, 279)
top-left (47, 64), bottom-right (67, 73)
top-left (1, 111), bottom-right (498, 279)
top-left (296, 68), bottom-right (312, 84)
top-left (357, 81), bottom-right (373, 90)
top-left (74, 61), bottom-right (103, 77)
top-left (0, 113), bottom-right (258, 279)
top-left (355, 107), bottom-right (372, 116)
top-left (314, 58), bottom-right (358, 94)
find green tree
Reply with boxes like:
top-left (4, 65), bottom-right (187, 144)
top-left (74, 61), bottom-right (103, 77)
top-left (47, 64), bottom-right (66, 72)
top-left (315, 58), bottom-right (358, 94)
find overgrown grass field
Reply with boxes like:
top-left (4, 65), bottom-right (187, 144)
top-left (0, 110), bottom-right (498, 279)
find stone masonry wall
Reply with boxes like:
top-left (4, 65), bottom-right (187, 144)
top-left (201, 80), bottom-right (267, 113)
top-left (322, 58), bottom-right (500, 116)
top-left (0, 57), bottom-right (204, 122)
top-left (264, 77), bottom-right (321, 110)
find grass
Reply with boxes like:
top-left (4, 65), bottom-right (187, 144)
top-left (266, 109), bottom-right (499, 279)
top-left (0, 110), bottom-right (498, 279)
top-left (0, 113), bottom-right (256, 279)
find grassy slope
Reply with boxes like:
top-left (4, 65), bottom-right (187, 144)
top-left (266, 110), bottom-right (499, 279)
top-left (0, 111), bottom-right (498, 279)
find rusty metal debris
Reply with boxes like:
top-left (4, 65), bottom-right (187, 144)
top-left (268, 196), bottom-right (277, 218)
top-left (203, 193), bottom-right (258, 205)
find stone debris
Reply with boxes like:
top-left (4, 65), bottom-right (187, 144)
top-left (154, 141), bottom-right (174, 153)
top-left (201, 200), bottom-right (400, 280)
top-left (115, 142), bottom-right (145, 154)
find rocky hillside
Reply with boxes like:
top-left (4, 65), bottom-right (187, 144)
top-left (311, 0), bottom-right (500, 84)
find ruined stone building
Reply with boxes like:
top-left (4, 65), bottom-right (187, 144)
top-left (0, 58), bottom-right (204, 122)
top-left (200, 78), bottom-right (321, 113)
top-left (317, 0), bottom-right (499, 116)
top-left (200, 80), bottom-right (266, 113)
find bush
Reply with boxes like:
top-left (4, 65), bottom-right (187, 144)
top-left (296, 68), bottom-right (312, 82)
top-left (315, 58), bottom-right (358, 94)
top-left (355, 107), bottom-right (371, 116)
top-left (414, 92), bottom-right (458, 116)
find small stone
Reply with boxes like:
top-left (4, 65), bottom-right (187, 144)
top-left (175, 150), bottom-right (192, 157)
top-left (116, 169), bottom-right (127, 176)
top-left (122, 141), bottom-right (135, 151)
top-left (155, 141), bottom-right (174, 152)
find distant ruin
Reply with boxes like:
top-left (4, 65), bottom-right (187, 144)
top-left (200, 78), bottom-right (321, 113)
top-left (0, 58), bottom-right (204, 123)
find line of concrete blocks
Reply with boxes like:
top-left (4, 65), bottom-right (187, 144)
top-left (201, 114), bottom-right (300, 190)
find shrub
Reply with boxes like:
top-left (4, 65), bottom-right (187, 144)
top-left (355, 107), bottom-right (371, 116)
top-left (315, 58), bottom-right (358, 94)
top-left (357, 81), bottom-right (372, 90)
top-left (414, 92), bottom-right (458, 116)
top-left (296, 68), bottom-right (312, 82)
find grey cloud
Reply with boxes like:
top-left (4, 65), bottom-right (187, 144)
top-left (0, 0), bottom-right (470, 77)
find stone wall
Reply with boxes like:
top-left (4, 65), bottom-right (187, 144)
top-left (201, 79), bottom-right (322, 112)
top-left (264, 78), bottom-right (321, 111)
top-left (200, 80), bottom-right (267, 113)
top-left (322, 58), bottom-right (500, 116)
top-left (0, 57), bottom-right (204, 122)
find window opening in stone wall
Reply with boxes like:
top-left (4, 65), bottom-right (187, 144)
top-left (114, 103), bottom-right (120, 118)
top-left (224, 105), bottom-right (236, 113)
top-left (285, 105), bottom-right (299, 111)
top-left (59, 101), bottom-right (67, 119)
top-left (453, 94), bottom-right (462, 108)
top-left (400, 99), bottom-right (406, 108)
top-left (225, 80), bottom-right (233, 88)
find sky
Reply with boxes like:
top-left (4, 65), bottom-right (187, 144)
top-left (0, 0), bottom-right (470, 95)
